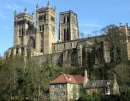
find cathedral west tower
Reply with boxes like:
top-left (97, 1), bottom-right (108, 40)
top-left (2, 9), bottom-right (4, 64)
top-left (36, 2), bottom-right (57, 54)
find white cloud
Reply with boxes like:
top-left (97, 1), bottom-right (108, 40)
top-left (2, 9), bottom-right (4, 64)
top-left (79, 23), bottom-right (102, 27)
top-left (1, 25), bottom-right (13, 30)
top-left (0, 11), bottom-right (9, 19)
top-left (5, 3), bottom-right (23, 11)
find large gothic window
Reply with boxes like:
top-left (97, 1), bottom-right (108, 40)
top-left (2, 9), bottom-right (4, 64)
top-left (27, 37), bottom-right (35, 48)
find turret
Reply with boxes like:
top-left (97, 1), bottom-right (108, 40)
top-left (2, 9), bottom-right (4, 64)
top-left (24, 7), bottom-right (27, 14)
top-left (14, 10), bottom-right (17, 15)
top-left (47, 1), bottom-right (50, 8)
top-left (36, 4), bottom-right (38, 10)
top-left (113, 74), bottom-right (119, 95)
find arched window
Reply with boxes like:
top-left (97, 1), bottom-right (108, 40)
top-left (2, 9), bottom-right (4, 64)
top-left (64, 16), bottom-right (66, 23)
top-left (64, 29), bottom-right (66, 41)
top-left (39, 16), bottom-right (43, 20)
top-left (27, 37), bottom-right (35, 48)
top-left (64, 44), bottom-right (65, 49)
top-left (22, 28), bottom-right (24, 36)
top-left (67, 28), bottom-right (69, 40)
top-left (41, 49), bottom-right (43, 52)
top-left (67, 16), bottom-right (69, 22)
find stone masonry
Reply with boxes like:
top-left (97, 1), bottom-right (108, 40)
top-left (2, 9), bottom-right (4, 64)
top-left (4, 2), bottom-right (130, 67)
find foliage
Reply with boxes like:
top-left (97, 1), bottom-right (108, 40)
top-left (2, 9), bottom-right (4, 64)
top-left (78, 93), bottom-right (100, 101)
top-left (0, 93), bottom-right (9, 101)
top-left (73, 84), bottom-right (77, 101)
top-left (100, 24), bottom-right (117, 35)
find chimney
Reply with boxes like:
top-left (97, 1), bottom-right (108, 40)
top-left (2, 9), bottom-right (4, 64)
top-left (83, 69), bottom-right (89, 87)
top-left (113, 74), bottom-right (120, 95)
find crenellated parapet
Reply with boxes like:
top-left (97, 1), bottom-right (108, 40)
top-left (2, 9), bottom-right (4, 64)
top-left (14, 8), bottom-right (34, 26)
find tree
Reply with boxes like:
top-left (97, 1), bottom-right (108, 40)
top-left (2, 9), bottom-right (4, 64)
top-left (113, 63), bottom-right (130, 97)
top-left (100, 24), bottom-right (117, 35)
top-left (80, 32), bottom-right (85, 38)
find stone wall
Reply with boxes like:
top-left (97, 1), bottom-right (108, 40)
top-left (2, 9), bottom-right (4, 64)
top-left (34, 52), bottom-right (63, 67)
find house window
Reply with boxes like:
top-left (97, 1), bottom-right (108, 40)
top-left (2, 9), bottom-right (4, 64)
top-left (76, 84), bottom-right (78, 88)
top-left (54, 84), bottom-right (58, 88)
top-left (70, 84), bottom-right (73, 88)
top-left (54, 92), bottom-right (58, 96)
top-left (70, 91), bottom-right (73, 96)
top-left (61, 91), bottom-right (65, 96)
top-left (105, 87), bottom-right (110, 95)
top-left (60, 84), bottom-right (64, 88)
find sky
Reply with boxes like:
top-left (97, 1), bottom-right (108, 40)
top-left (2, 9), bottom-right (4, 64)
top-left (0, 0), bottom-right (130, 57)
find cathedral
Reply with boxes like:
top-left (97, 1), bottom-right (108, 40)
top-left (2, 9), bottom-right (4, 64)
top-left (4, 2), bottom-right (130, 67)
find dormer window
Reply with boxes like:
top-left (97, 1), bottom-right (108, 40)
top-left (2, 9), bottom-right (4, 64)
top-left (106, 81), bottom-right (110, 85)
top-left (92, 82), bottom-right (96, 86)
top-left (66, 75), bottom-right (71, 81)
top-left (39, 16), bottom-right (43, 20)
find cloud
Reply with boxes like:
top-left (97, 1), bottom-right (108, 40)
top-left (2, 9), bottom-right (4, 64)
top-left (79, 23), bottom-right (102, 27)
top-left (1, 25), bottom-right (13, 30)
top-left (0, 11), bottom-right (9, 19)
top-left (5, 3), bottom-right (23, 11)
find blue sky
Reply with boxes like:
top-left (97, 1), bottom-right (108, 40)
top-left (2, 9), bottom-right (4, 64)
top-left (0, 0), bottom-right (130, 56)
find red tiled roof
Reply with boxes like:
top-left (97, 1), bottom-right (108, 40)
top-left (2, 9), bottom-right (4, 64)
top-left (50, 74), bottom-right (84, 84)
top-left (73, 75), bottom-right (84, 84)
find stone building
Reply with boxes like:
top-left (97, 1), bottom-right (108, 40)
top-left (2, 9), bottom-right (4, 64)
top-left (49, 73), bottom-right (84, 101)
top-left (4, 1), bottom-right (130, 67)
top-left (49, 70), bottom-right (119, 101)
top-left (83, 70), bottom-right (119, 95)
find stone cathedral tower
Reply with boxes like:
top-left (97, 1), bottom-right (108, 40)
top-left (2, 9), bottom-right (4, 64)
top-left (14, 8), bottom-right (34, 47)
top-left (36, 2), bottom-right (57, 54)
top-left (59, 10), bottom-right (79, 42)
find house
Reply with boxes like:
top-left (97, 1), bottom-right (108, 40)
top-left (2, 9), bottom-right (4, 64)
top-left (49, 73), bottom-right (84, 101)
top-left (49, 70), bottom-right (120, 101)
top-left (83, 70), bottom-right (120, 95)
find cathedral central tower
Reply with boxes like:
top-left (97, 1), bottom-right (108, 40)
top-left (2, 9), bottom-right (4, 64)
top-left (59, 10), bottom-right (79, 42)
